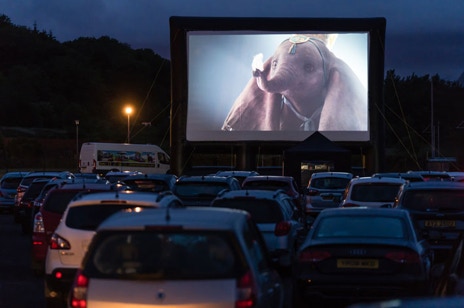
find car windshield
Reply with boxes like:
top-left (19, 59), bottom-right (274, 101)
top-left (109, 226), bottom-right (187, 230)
top-left (314, 216), bottom-right (407, 239)
top-left (351, 183), bottom-right (401, 202)
top-left (174, 182), bottom-right (229, 197)
top-left (402, 190), bottom-right (464, 211)
top-left (89, 231), bottom-right (244, 279)
top-left (311, 177), bottom-right (351, 189)
top-left (212, 199), bottom-right (284, 223)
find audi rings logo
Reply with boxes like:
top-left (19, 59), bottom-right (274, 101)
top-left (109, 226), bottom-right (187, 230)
top-left (349, 248), bottom-right (367, 256)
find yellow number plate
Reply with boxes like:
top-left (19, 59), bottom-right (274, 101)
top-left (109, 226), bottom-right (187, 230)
top-left (337, 259), bottom-right (379, 269)
top-left (424, 220), bottom-right (456, 228)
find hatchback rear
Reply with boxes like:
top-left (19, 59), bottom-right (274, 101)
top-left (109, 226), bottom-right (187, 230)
top-left (45, 190), bottom-right (184, 305)
top-left (305, 172), bottom-right (353, 217)
top-left (69, 207), bottom-right (284, 308)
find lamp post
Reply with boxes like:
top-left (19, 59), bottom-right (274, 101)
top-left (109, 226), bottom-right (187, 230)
top-left (75, 120), bottom-right (79, 171)
top-left (124, 106), bottom-right (133, 143)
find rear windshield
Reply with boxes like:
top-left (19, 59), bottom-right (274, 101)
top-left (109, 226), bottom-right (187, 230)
top-left (65, 204), bottom-right (154, 230)
top-left (22, 182), bottom-right (49, 199)
top-left (315, 216), bottom-right (407, 239)
top-left (310, 177), bottom-right (351, 189)
top-left (351, 183), bottom-right (401, 202)
top-left (174, 182), bottom-right (229, 197)
top-left (1, 177), bottom-right (23, 189)
top-left (42, 191), bottom-right (82, 214)
top-left (243, 180), bottom-right (289, 191)
top-left (402, 190), bottom-right (464, 211)
top-left (124, 180), bottom-right (170, 192)
top-left (86, 231), bottom-right (245, 280)
top-left (21, 175), bottom-right (56, 187)
top-left (212, 199), bottom-right (284, 223)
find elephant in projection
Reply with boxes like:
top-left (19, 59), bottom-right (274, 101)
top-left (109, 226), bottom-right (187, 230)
top-left (221, 34), bottom-right (367, 131)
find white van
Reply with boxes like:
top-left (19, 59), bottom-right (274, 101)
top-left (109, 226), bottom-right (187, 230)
top-left (79, 142), bottom-right (170, 174)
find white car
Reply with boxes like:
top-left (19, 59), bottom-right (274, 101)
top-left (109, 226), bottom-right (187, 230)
top-left (68, 207), bottom-right (284, 308)
top-left (340, 176), bottom-right (406, 208)
top-left (44, 190), bottom-right (183, 306)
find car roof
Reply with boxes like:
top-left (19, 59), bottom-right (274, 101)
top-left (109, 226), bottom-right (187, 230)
top-left (123, 173), bottom-right (177, 181)
top-left (215, 170), bottom-right (260, 177)
top-left (67, 190), bottom-right (180, 207)
top-left (177, 175), bottom-right (237, 182)
top-left (97, 207), bottom-right (249, 231)
top-left (400, 180), bottom-right (464, 190)
top-left (349, 176), bottom-right (407, 184)
top-left (215, 188), bottom-right (289, 199)
top-left (309, 172), bottom-right (353, 179)
top-left (318, 207), bottom-right (410, 218)
top-left (0, 171), bottom-right (28, 179)
top-left (243, 175), bottom-right (294, 181)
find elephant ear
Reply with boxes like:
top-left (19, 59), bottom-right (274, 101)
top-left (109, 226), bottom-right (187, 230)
top-left (318, 58), bottom-right (368, 131)
top-left (222, 57), bottom-right (282, 131)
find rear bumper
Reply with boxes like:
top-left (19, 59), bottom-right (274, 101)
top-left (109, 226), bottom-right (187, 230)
top-left (45, 268), bottom-right (78, 300)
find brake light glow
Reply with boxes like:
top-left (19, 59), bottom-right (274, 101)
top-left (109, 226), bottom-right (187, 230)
top-left (385, 251), bottom-right (420, 263)
top-left (274, 221), bottom-right (291, 236)
top-left (49, 233), bottom-right (71, 250)
top-left (236, 270), bottom-right (255, 308)
top-left (299, 249), bottom-right (331, 262)
top-left (70, 269), bottom-right (88, 308)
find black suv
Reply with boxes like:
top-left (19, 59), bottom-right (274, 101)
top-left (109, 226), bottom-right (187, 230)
top-left (394, 181), bottom-right (464, 263)
top-left (172, 175), bottom-right (241, 206)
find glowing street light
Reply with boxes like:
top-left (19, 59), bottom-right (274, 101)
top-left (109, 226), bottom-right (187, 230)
top-left (125, 106), bottom-right (133, 143)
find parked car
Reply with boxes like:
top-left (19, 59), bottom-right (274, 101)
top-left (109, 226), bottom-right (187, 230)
top-left (242, 175), bottom-right (303, 213)
top-left (394, 181), bottom-right (464, 264)
top-left (215, 170), bottom-right (260, 185)
top-left (16, 178), bottom-right (51, 234)
top-left (122, 173), bottom-right (178, 192)
top-left (13, 171), bottom-right (75, 222)
top-left (293, 207), bottom-right (434, 307)
top-left (172, 175), bottom-right (241, 206)
top-left (31, 182), bottom-right (117, 275)
top-left (68, 207), bottom-right (284, 308)
top-left (45, 190), bottom-right (184, 306)
top-left (0, 171), bottom-right (27, 213)
top-left (305, 171), bottom-right (353, 218)
top-left (104, 170), bottom-right (143, 184)
top-left (371, 172), bottom-right (424, 182)
top-left (340, 176), bottom-right (406, 208)
top-left (211, 189), bottom-right (305, 268)
top-left (406, 170), bottom-right (452, 182)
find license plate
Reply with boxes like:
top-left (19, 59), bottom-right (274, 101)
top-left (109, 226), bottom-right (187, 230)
top-left (424, 220), bottom-right (456, 228)
top-left (337, 259), bottom-right (379, 269)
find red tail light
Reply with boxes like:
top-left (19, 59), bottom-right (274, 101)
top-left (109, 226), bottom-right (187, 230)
top-left (308, 189), bottom-right (319, 196)
top-left (299, 249), bottom-right (331, 262)
top-left (70, 269), bottom-right (88, 308)
top-left (274, 221), bottom-right (291, 236)
top-left (236, 270), bottom-right (256, 308)
top-left (49, 233), bottom-right (71, 250)
top-left (385, 251), bottom-right (420, 263)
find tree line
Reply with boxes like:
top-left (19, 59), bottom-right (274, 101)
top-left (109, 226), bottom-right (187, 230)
top-left (0, 14), bottom-right (463, 171)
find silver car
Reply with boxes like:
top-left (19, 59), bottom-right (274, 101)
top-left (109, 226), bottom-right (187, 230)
top-left (68, 207), bottom-right (284, 308)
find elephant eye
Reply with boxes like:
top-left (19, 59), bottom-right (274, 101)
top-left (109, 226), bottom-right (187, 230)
top-left (272, 60), bottom-right (278, 70)
top-left (304, 63), bottom-right (314, 73)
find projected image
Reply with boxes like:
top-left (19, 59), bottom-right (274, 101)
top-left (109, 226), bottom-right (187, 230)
top-left (186, 31), bottom-right (369, 141)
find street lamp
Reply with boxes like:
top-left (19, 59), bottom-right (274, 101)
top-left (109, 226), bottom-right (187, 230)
top-left (75, 120), bottom-right (79, 171)
top-left (124, 106), bottom-right (133, 143)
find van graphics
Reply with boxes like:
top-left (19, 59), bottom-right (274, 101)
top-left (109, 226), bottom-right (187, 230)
top-left (97, 150), bottom-right (156, 167)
